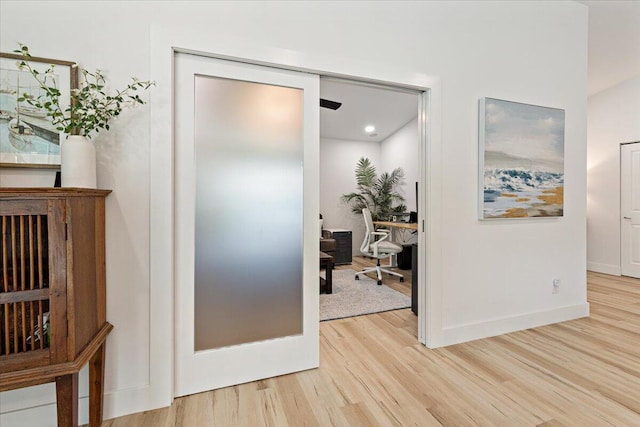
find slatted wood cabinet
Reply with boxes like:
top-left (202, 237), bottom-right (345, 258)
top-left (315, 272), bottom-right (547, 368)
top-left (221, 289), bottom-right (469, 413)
top-left (0, 188), bottom-right (112, 427)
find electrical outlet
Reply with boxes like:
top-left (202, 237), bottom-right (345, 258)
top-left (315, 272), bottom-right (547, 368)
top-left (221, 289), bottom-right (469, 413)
top-left (553, 279), bottom-right (560, 294)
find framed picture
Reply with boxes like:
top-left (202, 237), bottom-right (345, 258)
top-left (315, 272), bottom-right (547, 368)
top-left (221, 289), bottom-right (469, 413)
top-left (0, 52), bottom-right (78, 168)
top-left (479, 97), bottom-right (565, 219)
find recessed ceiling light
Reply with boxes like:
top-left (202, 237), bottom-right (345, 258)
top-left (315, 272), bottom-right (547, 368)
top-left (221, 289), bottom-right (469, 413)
top-left (364, 125), bottom-right (375, 133)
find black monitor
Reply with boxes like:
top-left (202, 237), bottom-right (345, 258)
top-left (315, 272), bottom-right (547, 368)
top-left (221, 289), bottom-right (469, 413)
top-left (409, 181), bottom-right (418, 223)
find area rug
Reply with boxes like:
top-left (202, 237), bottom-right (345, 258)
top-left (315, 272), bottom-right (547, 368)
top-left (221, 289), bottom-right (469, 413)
top-left (320, 269), bottom-right (411, 321)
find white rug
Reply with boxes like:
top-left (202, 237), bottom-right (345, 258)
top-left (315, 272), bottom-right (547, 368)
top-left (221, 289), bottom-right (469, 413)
top-left (320, 269), bottom-right (411, 321)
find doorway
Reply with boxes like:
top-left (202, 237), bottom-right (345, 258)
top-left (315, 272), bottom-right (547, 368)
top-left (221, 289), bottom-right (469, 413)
top-left (172, 61), bottom-right (427, 396)
top-left (151, 39), bottom-right (433, 402)
top-left (621, 141), bottom-right (640, 278)
top-left (318, 77), bottom-right (422, 331)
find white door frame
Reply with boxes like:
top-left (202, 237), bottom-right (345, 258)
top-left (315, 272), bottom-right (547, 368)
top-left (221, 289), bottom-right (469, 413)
top-left (150, 26), bottom-right (443, 408)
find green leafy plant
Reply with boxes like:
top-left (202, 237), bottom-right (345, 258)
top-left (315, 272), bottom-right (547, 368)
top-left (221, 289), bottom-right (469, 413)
top-left (14, 44), bottom-right (154, 138)
top-left (341, 157), bottom-right (406, 221)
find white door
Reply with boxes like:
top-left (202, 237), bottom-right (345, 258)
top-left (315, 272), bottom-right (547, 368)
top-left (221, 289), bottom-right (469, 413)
top-left (174, 52), bottom-right (320, 397)
top-left (621, 142), bottom-right (640, 278)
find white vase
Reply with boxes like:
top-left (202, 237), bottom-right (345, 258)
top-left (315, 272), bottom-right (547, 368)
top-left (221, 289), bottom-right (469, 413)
top-left (61, 135), bottom-right (97, 188)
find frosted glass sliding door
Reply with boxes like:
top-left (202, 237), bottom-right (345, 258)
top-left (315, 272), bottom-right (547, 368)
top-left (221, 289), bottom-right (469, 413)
top-left (193, 75), bottom-right (303, 351)
top-left (175, 52), bottom-right (318, 397)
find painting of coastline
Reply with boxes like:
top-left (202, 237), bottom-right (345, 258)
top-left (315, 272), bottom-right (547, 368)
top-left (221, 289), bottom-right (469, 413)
top-left (0, 53), bottom-right (74, 167)
top-left (479, 97), bottom-right (564, 219)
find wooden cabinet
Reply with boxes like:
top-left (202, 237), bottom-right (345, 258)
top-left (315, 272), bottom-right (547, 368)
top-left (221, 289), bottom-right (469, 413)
top-left (0, 188), bottom-right (112, 427)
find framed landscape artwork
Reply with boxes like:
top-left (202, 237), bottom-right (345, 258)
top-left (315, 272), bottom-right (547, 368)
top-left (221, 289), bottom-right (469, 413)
top-left (0, 52), bottom-right (78, 168)
top-left (479, 97), bottom-right (565, 219)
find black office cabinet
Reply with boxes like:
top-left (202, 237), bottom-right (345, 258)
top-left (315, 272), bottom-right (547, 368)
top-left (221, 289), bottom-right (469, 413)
top-left (325, 229), bottom-right (352, 265)
top-left (411, 243), bottom-right (418, 315)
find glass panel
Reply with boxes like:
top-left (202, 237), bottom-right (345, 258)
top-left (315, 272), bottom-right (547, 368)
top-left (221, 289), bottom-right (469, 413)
top-left (194, 75), bottom-right (303, 351)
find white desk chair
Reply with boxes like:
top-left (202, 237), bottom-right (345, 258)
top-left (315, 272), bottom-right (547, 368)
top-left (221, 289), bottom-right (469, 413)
top-left (356, 208), bottom-right (404, 286)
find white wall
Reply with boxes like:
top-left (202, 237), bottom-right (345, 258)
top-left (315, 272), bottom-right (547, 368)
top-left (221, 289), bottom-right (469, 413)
top-left (320, 138), bottom-right (380, 255)
top-left (381, 116), bottom-right (420, 212)
top-left (320, 120), bottom-right (419, 254)
top-left (0, 1), bottom-right (588, 425)
top-left (587, 75), bottom-right (640, 275)
top-left (0, 169), bottom-right (56, 187)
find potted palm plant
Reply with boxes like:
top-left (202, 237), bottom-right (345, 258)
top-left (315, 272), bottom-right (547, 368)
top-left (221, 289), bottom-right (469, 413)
top-left (341, 157), bottom-right (406, 221)
top-left (14, 44), bottom-right (154, 188)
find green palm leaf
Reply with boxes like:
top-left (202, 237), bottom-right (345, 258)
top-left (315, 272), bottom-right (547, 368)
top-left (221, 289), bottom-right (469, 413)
top-left (341, 157), bottom-right (406, 221)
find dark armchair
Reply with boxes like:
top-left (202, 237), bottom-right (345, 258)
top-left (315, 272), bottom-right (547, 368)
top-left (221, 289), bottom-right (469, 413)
top-left (320, 214), bottom-right (336, 259)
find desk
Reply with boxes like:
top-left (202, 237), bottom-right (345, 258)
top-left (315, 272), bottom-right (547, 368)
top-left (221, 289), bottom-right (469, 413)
top-left (373, 221), bottom-right (419, 315)
top-left (320, 251), bottom-right (334, 294)
top-left (372, 221), bottom-right (418, 267)
top-left (373, 221), bottom-right (418, 231)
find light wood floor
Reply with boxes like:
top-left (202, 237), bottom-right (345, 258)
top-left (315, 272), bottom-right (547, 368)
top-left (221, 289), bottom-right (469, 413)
top-left (345, 255), bottom-right (414, 297)
top-left (100, 269), bottom-right (640, 427)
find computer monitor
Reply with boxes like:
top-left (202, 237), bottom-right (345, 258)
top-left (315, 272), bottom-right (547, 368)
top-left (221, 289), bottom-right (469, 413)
top-left (409, 181), bottom-right (418, 223)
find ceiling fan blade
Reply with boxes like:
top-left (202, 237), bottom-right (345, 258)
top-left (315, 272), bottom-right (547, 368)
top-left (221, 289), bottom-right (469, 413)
top-left (320, 98), bottom-right (342, 110)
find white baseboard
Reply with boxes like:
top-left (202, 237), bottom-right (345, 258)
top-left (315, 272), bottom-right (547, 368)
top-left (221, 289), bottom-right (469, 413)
top-left (587, 261), bottom-right (621, 276)
top-left (103, 384), bottom-right (169, 422)
top-left (0, 384), bottom-right (169, 427)
top-left (437, 303), bottom-right (590, 347)
top-left (1, 402), bottom-right (61, 427)
top-left (0, 394), bottom-right (88, 427)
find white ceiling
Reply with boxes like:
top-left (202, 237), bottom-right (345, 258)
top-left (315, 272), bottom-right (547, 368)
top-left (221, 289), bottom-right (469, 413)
top-left (320, 2), bottom-right (640, 141)
top-left (320, 79), bottom-right (419, 143)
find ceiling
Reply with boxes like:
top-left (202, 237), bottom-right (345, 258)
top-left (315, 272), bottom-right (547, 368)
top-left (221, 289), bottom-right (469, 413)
top-left (320, 79), bottom-right (419, 143)
top-left (320, 2), bottom-right (640, 141)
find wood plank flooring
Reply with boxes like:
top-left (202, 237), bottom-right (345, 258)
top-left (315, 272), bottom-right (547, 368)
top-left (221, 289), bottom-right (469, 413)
top-left (100, 269), bottom-right (640, 427)
top-left (345, 255), bottom-right (413, 297)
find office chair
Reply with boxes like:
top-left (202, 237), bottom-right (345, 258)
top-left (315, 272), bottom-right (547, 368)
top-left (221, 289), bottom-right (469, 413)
top-left (355, 208), bottom-right (404, 286)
